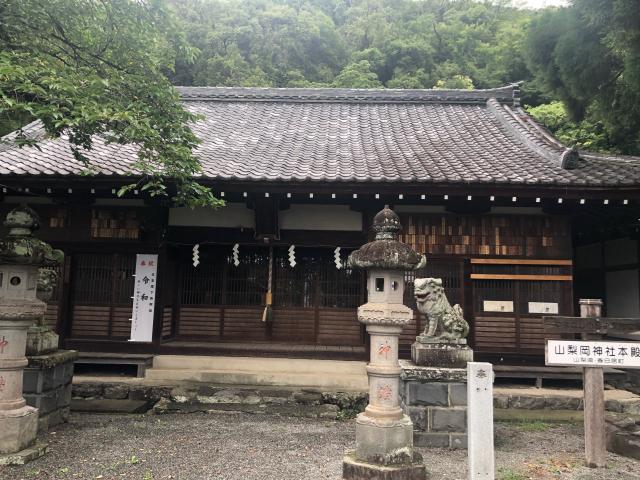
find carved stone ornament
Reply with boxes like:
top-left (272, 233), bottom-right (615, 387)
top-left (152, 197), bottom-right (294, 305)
top-left (348, 206), bottom-right (426, 271)
top-left (0, 206), bottom-right (64, 268)
top-left (357, 303), bottom-right (413, 326)
top-left (414, 277), bottom-right (469, 343)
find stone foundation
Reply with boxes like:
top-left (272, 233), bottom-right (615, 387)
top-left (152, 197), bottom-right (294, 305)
top-left (23, 350), bottom-right (77, 431)
top-left (411, 341), bottom-right (473, 369)
top-left (400, 360), bottom-right (467, 449)
top-left (343, 451), bottom-right (426, 480)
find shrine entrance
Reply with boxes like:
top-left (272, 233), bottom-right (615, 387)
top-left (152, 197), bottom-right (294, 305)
top-left (165, 245), bottom-right (366, 347)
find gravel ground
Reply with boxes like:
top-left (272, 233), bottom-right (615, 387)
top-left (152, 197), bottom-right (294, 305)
top-left (1, 412), bottom-right (639, 480)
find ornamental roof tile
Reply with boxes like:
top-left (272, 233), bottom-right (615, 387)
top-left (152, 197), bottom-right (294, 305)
top-left (1, 85), bottom-right (640, 188)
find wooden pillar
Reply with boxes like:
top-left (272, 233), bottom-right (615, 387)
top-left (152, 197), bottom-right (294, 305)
top-left (579, 298), bottom-right (606, 468)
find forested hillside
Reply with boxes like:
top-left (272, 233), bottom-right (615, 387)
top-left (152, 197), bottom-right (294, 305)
top-left (2, 0), bottom-right (639, 156)
top-left (167, 0), bottom-right (532, 94)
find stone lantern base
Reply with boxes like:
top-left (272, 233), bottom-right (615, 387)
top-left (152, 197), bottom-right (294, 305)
top-left (343, 451), bottom-right (426, 480)
top-left (0, 405), bottom-right (48, 466)
top-left (0, 406), bottom-right (38, 454)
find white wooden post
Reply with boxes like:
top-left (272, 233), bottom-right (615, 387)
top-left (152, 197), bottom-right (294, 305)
top-left (467, 362), bottom-right (494, 480)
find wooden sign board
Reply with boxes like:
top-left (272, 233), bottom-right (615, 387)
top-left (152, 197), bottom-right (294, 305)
top-left (546, 340), bottom-right (640, 368)
top-left (544, 316), bottom-right (640, 335)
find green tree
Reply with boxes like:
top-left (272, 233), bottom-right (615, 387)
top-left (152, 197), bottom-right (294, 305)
top-left (332, 60), bottom-right (383, 88)
top-left (527, 101), bottom-right (614, 152)
top-left (0, 0), bottom-right (221, 207)
top-left (523, 1), bottom-right (640, 154)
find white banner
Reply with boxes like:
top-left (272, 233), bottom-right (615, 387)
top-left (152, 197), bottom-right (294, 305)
top-left (546, 340), bottom-right (640, 369)
top-left (130, 254), bottom-right (158, 342)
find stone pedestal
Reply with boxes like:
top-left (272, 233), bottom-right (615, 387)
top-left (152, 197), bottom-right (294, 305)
top-left (343, 451), bottom-right (426, 480)
top-left (412, 341), bottom-right (473, 369)
top-left (24, 349), bottom-right (77, 431)
top-left (0, 301), bottom-right (47, 464)
top-left (400, 360), bottom-right (468, 449)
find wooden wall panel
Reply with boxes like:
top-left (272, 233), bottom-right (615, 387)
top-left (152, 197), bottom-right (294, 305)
top-left (474, 316), bottom-right (517, 352)
top-left (110, 306), bottom-right (132, 339)
top-left (399, 313), bottom-right (420, 359)
top-left (271, 307), bottom-right (315, 342)
top-left (399, 214), bottom-right (571, 258)
top-left (222, 307), bottom-right (266, 340)
top-left (178, 307), bottom-right (222, 337)
top-left (44, 303), bottom-right (59, 332)
top-left (162, 307), bottom-right (173, 339)
top-left (70, 305), bottom-right (110, 337)
top-left (317, 308), bottom-right (362, 346)
top-left (519, 317), bottom-right (561, 352)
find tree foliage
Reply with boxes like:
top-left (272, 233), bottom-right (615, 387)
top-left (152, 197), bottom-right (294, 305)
top-left (523, 0), bottom-right (640, 154)
top-left (0, 0), bottom-right (222, 207)
top-left (527, 101), bottom-right (614, 153)
top-left (2, 0), bottom-right (637, 190)
top-left (166, 0), bottom-right (534, 91)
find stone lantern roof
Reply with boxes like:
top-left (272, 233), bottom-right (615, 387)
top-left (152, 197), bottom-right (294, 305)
top-left (0, 205), bottom-right (63, 267)
top-left (348, 206), bottom-right (426, 271)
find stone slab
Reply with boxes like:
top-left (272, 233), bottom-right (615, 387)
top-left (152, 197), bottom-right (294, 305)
top-left (449, 383), bottom-right (467, 406)
top-left (70, 399), bottom-right (151, 414)
top-left (414, 432), bottom-right (450, 448)
top-left (430, 407), bottom-right (466, 432)
top-left (411, 342), bottom-right (473, 369)
top-left (342, 451), bottom-right (426, 480)
top-left (400, 361), bottom-right (467, 382)
top-left (406, 382), bottom-right (448, 406)
top-left (27, 350), bottom-right (78, 369)
top-left (0, 442), bottom-right (48, 465)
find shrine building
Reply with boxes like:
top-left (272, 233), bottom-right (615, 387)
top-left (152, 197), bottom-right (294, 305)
top-left (1, 84), bottom-right (639, 365)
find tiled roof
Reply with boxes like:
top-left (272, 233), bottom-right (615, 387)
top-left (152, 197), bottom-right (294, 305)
top-left (1, 85), bottom-right (640, 188)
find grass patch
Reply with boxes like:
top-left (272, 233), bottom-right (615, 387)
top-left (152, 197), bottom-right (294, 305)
top-left (497, 468), bottom-right (527, 480)
top-left (513, 420), bottom-right (552, 431)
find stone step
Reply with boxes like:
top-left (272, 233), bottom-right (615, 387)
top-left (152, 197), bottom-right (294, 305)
top-left (71, 383), bottom-right (368, 420)
top-left (70, 399), bottom-right (151, 414)
top-left (151, 398), bottom-right (340, 419)
top-left (152, 355), bottom-right (367, 375)
top-left (144, 368), bottom-right (368, 391)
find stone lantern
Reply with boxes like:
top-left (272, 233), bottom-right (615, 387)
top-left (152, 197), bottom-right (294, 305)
top-left (0, 206), bottom-right (62, 463)
top-left (343, 206), bottom-right (426, 479)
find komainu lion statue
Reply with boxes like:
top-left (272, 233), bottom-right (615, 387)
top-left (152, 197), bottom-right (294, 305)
top-left (414, 277), bottom-right (469, 341)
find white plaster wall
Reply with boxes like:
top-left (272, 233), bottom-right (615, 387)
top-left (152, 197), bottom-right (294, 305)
top-left (604, 238), bottom-right (638, 267)
top-left (279, 204), bottom-right (362, 231)
top-left (168, 203), bottom-right (254, 228)
top-left (606, 269), bottom-right (640, 317)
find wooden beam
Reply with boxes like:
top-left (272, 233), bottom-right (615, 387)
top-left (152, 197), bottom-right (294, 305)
top-left (544, 316), bottom-right (640, 334)
top-left (470, 274), bottom-right (572, 281)
top-left (470, 258), bottom-right (572, 266)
